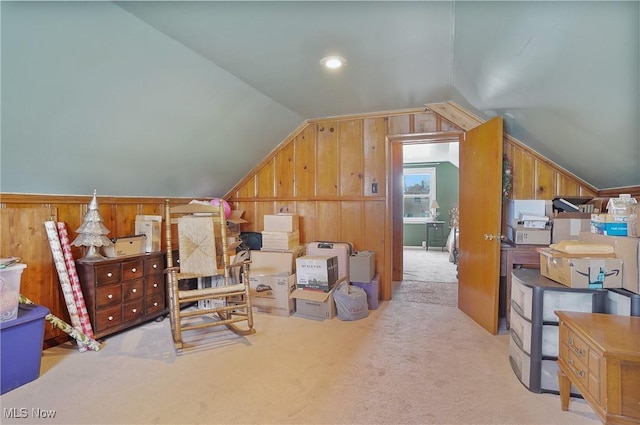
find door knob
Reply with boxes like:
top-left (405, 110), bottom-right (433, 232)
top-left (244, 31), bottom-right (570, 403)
top-left (483, 233), bottom-right (505, 241)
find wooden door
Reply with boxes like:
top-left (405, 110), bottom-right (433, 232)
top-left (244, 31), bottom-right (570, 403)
top-left (457, 117), bottom-right (503, 334)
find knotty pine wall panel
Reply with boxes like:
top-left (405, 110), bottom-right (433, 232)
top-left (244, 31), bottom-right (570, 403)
top-left (316, 121), bottom-right (339, 197)
top-left (363, 117), bottom-right (387, 197)
top-left (338, 120), bottom-right (364, 196)
top-left (534, 161), bottom-right (555, 199)
top-left (414, 111), bottom-right (438, 133)
top-left (339, 201), bottom-right (363, 248)
top-left (316, 201), bottom-right (341, 241)
top-left (294, 125), bottom-right (317, 197)
top-left (275, 141), bottom-right (295, 198)
top-left (388, 115), bottom-right (411, 134)
top-left (295, 201), bottom-right (318, 243)
top-left (256, 160), bottom-right (275, 198)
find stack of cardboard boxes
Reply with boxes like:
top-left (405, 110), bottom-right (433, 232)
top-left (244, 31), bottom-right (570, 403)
top-left (534, 195), bottom-right (640, 314)
top-left (507, 200), bottom-right (552, 245)
top-left (249, 214), bottom-right (304, 317)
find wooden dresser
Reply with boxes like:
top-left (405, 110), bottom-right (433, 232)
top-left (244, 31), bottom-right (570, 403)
top-left (556, 311), bottom-right (640, 425)
top-left (76, 252), bottom-right (168, 339)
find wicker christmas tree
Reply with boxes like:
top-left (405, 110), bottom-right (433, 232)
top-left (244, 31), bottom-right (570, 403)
top-left (72, 190), bottom-right (113, 261)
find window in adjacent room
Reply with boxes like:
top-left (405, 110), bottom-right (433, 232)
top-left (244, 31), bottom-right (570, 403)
top-left (403, 167), bottom-right (436, 223)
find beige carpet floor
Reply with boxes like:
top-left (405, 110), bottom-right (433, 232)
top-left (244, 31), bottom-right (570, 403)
top-left (395, 248), bottom-right (458, 307)
top-left (0, 248), bottom-right (600, 424)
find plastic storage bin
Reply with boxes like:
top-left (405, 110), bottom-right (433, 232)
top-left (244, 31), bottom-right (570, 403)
top-left (0, 304), bottom-right (49, 394)
top-left (0, 261), bottom-right (26, 322)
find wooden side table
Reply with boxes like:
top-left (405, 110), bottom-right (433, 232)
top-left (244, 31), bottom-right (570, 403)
top-left (500, 242), bottom-right (541, 329)
top-left (556, 311), bottom-right (640, 425)
top-left (425, 221), bottom-right (445, 252)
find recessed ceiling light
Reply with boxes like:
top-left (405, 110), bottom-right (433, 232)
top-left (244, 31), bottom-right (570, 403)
top-left (320, 56), bottom-right (347, 70)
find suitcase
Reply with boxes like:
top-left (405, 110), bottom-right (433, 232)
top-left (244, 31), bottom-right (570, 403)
top-left (307, 241), bottom-right (353, 282)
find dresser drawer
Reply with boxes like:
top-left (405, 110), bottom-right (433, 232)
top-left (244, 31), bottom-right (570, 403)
top-left (145, 275), bottom-right (165, 295)
top-left (95, 305), bottom-right (122, 331)
top-left (96, 284), bottom-right (123, 308)
top-left (560, 329), bottom-right (601, 402)
top-left (94, 263), bottom-right (122, 286)
top-left (123, 278), bottom-right (144, 302)
top-left (122, 258), bottom-right (144, 280)
top-left (123, 299), bottom-right (145, 322)
top-left (146, 293), bottom-right (165, 315)
top-left (510, 307), bottom-right (560, 357)
top-left (144, 255), bottom-right (164, 275)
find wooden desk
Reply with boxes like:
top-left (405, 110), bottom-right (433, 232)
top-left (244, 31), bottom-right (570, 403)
top-left (501, 242), bottom-right (541, 329)
top-left (425, 221), bottom-right (445, 252)
top-left (556, 312), bottom-right (640, 425)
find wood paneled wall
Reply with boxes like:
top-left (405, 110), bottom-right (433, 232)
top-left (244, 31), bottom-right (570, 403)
top-left (1, 102), bottom-right (632, 348)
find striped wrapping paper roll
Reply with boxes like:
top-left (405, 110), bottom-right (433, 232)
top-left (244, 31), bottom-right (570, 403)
top-left (44, 221), bottom-right (88, 352)
top-left (57, 222), bottom-right (96, 346)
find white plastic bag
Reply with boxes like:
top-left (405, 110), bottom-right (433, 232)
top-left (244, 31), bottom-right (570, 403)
top-left (334, 280), bottom-right (369, 321)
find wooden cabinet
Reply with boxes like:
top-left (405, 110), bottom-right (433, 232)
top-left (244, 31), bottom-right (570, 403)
top-left (76, 253), bottom-right (167, 339)
top-left (557, 311), bottom-right (640, 425)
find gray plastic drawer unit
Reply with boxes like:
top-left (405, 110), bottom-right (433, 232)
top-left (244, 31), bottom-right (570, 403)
top-left (607, 288), bottom-right (640, 316)
top-left (509, 269), bottom-right (607, 394)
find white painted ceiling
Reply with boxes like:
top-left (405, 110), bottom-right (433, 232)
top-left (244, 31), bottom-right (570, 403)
top-left (116, 1), bottom-right (639, 190)
top-left (1, 1), bottom-right (638, 197)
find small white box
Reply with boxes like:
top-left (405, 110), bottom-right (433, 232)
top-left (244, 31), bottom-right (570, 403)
top-left (508, 200), bottom-right (549, 227)
top-left (261, 230), bottom-right (300, 250)
top-left (349, 251), bottom-right (376, 283)
top-left (264, 214), bottom-right (299, 233)
top-left (250, 274), bottom-right (296, 317)
top-left (135, 215), bottom-right (162, 253)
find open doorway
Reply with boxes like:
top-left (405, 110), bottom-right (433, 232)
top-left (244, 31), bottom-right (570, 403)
top-left (391, 136), bottom-right (461, 306)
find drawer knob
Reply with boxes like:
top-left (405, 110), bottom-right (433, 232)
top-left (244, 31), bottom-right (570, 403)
top-left (108, 316), bottom-right (114, 321)
top-left (153, 302), bottom-right (158, 307)
top-left (568, 338), bottom-right (585, 356)
top-left (107, 294), bottom-right (113, 299)
top-left (131, 267), bottom-right (137, 273)
top-left (107, 272), bottom-right (113, 278)
top-left (568, 359), bottom-right (585, 378)
top-left (153, 283), bottom-right (158, 288)
top-left (132, 308), bottom-right (137, 313)
top-left (153, 264), bottom-right (158, 269)
top-left (132, 288), bottom-right (137, 293)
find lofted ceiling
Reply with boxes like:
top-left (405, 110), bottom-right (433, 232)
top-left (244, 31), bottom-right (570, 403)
top-left (1, 1), bottom-right (638, 197)
top-left (116, 0), bottom-right (640, 190)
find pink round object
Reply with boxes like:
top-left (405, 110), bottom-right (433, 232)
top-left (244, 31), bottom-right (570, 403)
top-left (210, 198), bottom-right (231, 219)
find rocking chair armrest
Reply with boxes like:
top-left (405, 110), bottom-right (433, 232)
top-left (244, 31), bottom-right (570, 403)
top-left (164, 266), bottom-right (180, 275)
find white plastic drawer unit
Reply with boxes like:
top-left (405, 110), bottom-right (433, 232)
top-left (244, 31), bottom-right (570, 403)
top-left (511, 269), bottom-right (608, 323)
top-left (607, 288), bottom-right (640, 316)
top-left (510, 307), bottom-right (560, 357)
top-left (509, 336), bottom-right (581, 395)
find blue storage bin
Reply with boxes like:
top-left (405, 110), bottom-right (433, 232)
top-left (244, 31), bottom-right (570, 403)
top-left (0, 304), bottom-right (49, 394)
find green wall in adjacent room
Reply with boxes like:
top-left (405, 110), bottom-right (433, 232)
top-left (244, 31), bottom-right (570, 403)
top-left (403, 162), bottom-right (459, 247)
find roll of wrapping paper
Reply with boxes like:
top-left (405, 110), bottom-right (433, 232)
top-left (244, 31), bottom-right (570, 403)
top-left (44, 221), bottom-right (88, 352)
top-left (19, 294), bottom-right (101, 351)
top-left (57, 222), bottom-right (96, 346)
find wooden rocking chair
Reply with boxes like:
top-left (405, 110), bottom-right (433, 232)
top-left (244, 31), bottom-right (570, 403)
top-left (164, 200), bottom-right (255, 350)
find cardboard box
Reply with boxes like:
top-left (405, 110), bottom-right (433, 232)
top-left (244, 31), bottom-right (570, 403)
top-left (1, 304), bottom-right (49, 394)
top-left (261, 230), bottom-right (300, 250)
top-left (296, 255), bottom-right (339, 292)
top-left (250, 246), bottom-right (305, 276)
top-left (628, 204), bottom-right (640, 237)
top-left (349, 251), bottom-right (376, 283)
top-left (104, 235), bottom-right (146, 258)
top-left (590, 214), bottom-right (628, 236)
top-left (250, 274), bottom-right (296, 317)
top-left (538, 248), bottom-right (623, 289)
top-left (263, 214), bottom-right (299, 233)
top-left (578, 232), bottom-right (640, 294)
top-left (135, 215), bottom-right (162, 253)
top-left (226, 210), bottom-right (249, 237)
top-left (351, 274), bottom-right (380, 309)
top-left (552, 213), bottom-right (591, 244)
top-left (292, 283), bottom-right (341, 320)
top-left (507, 224), bottom-right (551, 245)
